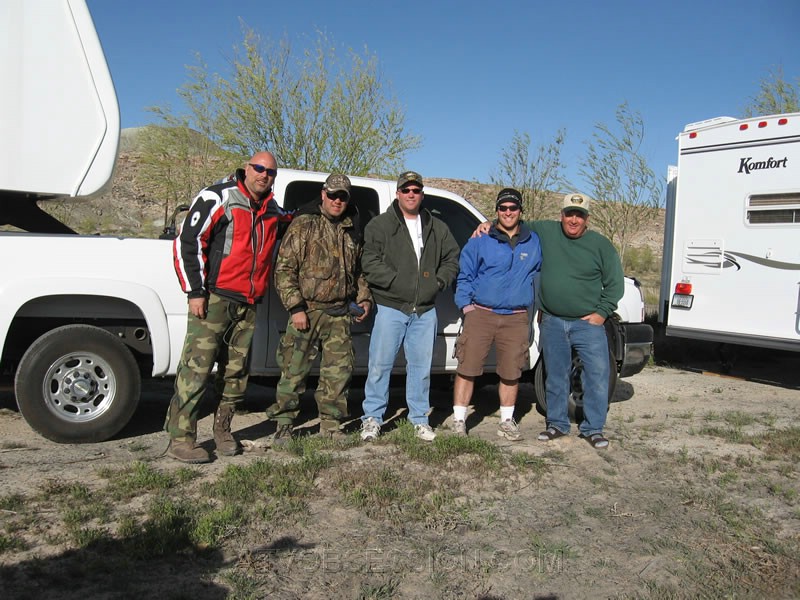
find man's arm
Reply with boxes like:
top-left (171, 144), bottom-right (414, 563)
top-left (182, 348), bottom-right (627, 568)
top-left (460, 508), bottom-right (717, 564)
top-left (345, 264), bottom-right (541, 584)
top-left (454, 238), bottom-right (479, 311)
top-left (472, 218), bottom-right (542, 239)
top-left (274, 221), bottom-right (306, 317)
top-left (173, 190), bottom-right (221, 298)
top-left (435, 224), bottom-right (461, 291)
top-left (596, 242), bottom-right (624, 319)
top-left (361, 220), bottom-right (396, 290)
top-left (354, 247), bottom-right (373, 322)
top-left (471, 221), bottom-right (491, 238)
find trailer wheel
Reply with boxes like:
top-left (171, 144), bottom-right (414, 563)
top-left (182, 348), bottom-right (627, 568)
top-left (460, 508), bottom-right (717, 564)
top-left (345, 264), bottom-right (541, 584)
top-left (533, 347), bottom-right (617, 423)
top-left (14, 325), bottom-right (141, 443)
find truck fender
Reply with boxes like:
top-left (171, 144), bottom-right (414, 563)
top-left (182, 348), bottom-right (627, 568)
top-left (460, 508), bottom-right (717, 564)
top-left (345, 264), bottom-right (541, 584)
top-left (0, 278), bottom-right (172, 375)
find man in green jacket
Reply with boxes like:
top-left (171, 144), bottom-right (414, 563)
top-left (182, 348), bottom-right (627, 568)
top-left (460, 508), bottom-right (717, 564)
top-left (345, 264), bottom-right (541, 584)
top-left (359, 171), bottom-right (460, 442)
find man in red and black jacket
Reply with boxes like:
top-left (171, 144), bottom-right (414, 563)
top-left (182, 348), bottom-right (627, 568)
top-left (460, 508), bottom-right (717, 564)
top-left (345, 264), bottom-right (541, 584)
top-left (165, 151), bottom-right (292, 463)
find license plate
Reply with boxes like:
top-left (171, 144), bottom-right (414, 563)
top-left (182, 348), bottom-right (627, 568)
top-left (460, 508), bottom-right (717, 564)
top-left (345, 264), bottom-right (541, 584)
top-left (671, 294), bottom-right (693, 309)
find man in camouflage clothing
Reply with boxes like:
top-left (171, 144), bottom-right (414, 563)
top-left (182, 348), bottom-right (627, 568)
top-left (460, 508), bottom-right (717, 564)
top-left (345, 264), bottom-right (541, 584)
top-left (165, 151), bottom-right (290, 463)
top-left (266, 173), bottom-right (372, 445)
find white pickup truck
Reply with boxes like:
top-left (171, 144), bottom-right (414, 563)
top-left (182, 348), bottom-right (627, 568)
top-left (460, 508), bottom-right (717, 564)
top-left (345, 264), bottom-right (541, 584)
top-left (0, 0), bottom-right (653, 443)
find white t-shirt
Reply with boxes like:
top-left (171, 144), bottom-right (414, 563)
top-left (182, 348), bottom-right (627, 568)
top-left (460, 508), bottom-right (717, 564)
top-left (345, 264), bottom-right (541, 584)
top-left (404, 216), bottom-right (423, 262)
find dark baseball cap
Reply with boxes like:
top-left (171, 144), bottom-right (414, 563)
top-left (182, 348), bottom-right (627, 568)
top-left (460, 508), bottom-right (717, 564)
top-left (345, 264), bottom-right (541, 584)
top-left (495, 188), bottom-right (523, 210)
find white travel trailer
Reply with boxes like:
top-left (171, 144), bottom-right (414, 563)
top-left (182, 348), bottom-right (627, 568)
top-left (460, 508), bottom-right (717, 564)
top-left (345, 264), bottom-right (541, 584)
top-left (659, 113), bottom-right (800, 352)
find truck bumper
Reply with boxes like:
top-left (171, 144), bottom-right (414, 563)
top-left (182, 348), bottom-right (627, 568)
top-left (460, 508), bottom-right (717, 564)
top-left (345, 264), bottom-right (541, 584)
top-left (619, 323), bottom-right (653, 378)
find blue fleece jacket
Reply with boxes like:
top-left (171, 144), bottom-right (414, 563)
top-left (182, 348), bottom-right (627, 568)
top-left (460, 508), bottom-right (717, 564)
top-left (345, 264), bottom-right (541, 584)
top-left (455, 223), bottom-right (542, 314)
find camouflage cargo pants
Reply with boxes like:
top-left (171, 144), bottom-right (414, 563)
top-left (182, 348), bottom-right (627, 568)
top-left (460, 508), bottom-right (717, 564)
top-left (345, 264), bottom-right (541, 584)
top-left (266, 311), bottom-right (353, 425)
top-left (164, 293), bottom-right (257, 442)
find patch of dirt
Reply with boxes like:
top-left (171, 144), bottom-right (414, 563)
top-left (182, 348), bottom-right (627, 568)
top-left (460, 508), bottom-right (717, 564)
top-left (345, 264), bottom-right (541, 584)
top-left (0, 358), bottom-right (799, 599)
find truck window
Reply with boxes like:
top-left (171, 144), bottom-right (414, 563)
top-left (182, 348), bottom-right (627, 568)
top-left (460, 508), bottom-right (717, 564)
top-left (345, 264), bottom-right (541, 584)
top-left (422, 194), bottom-right (481, 249)
top-left (746, 192), bottom-right (800, 225)
top-left (283, 180), bottom-right (381, 237)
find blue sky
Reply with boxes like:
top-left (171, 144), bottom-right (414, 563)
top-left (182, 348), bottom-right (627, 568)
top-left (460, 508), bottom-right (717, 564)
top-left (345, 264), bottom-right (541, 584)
top-left (86, 0), bottom-right (800, 191)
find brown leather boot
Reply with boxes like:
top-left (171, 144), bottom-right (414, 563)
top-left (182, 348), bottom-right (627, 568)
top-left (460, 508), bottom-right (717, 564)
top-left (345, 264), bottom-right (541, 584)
top-left (166, 439), bottom-right (211, 464)
top-left (213, 404), bottom-right (242, 456)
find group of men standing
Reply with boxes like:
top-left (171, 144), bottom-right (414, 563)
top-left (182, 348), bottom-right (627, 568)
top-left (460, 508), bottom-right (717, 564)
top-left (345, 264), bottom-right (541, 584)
top-left (163, 152), bottom-right (623, 463)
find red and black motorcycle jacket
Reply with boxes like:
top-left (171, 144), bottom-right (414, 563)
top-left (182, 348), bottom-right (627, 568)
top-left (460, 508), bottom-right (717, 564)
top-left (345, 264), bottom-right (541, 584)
top-left (173, 169), bottom-right (292, 304)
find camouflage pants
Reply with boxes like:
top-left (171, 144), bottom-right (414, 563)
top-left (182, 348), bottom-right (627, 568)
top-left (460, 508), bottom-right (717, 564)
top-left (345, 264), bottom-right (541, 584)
top-left (164, 293), bottom-right (257, 442)
top-left (266, 311), bottom-right (353, 425)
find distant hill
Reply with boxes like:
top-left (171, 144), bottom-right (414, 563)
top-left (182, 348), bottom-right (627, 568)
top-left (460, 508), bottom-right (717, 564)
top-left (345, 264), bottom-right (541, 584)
top-left (40, 128), bottom-right (665, 299)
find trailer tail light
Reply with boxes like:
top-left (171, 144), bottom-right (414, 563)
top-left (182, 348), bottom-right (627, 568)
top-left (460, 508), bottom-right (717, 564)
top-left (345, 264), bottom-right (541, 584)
top-left (778, 118), bottom-right (788, 125)
top-left (671, 282), bottom-right (694, 309)
top-left (739, 124), bottom-right (749, 130)
top-left (758, 121), bottom-right (768, 128)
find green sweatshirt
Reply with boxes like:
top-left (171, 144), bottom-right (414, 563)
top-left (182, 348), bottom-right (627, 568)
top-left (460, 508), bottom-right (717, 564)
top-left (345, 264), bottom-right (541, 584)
top-left (525, 220), bottom-right (623, 320)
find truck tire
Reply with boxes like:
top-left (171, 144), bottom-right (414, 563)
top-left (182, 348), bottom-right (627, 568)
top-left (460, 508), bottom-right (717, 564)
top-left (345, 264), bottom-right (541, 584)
top-left (533, 346), bottom-right (617, 423)
top-left (14, 325), bottom-right (141, 443)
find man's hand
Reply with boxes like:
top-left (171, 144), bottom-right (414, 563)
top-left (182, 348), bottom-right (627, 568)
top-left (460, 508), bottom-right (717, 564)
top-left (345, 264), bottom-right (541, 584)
top-left (188, 297), bottom-right (207, 319)
top-left (354, 301), bottom-right (371, 323)
top-left (292, 311), bottom-right (310, 332)
top-left (472, 221), bottom-right (491, 238)
top-left (581, 312), bottom-right (606, 326)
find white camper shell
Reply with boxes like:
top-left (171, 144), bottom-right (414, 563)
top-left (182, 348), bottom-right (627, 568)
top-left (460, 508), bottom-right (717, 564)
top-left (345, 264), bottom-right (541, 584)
top-left (0, 0), bottom-right (120, 199)
top-left (659, 113), bottom-right (800, 352)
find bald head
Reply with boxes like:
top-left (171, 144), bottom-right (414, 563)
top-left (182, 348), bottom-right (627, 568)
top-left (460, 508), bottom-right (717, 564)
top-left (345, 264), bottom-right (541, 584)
top-left (244, 151), bottom-right (278, 201)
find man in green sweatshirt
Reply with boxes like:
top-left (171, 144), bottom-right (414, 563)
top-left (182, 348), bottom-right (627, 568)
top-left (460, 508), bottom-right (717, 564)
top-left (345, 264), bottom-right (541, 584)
top-left (532, 193), bottom-right (622, 449)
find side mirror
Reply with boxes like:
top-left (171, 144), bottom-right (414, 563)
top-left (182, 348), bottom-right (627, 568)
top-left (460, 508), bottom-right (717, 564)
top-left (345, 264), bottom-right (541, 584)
top-left (159, 204), bottom-right (190, 240)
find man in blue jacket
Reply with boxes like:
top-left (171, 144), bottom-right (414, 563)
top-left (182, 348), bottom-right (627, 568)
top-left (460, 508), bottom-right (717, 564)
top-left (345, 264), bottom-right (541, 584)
top-left (452, 188), bottom-right (542, 440)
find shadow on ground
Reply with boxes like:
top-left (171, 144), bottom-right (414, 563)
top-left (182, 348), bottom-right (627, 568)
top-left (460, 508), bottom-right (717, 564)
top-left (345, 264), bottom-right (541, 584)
top-left (0, 527), bottom-right (229, 600)
top-left (650, 320), bottom-right (800, 389)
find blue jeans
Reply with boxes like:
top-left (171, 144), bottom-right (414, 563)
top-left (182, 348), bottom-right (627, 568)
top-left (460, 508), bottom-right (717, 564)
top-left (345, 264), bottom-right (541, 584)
top-left (362, 304), bottom-right (437, 425)
top-left (539, 313), bottom-right (609, 436)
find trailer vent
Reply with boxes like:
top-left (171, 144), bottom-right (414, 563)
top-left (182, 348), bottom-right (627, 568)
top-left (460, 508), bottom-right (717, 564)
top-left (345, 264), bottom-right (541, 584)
top-left (747, 193), bottom-right (800, 224)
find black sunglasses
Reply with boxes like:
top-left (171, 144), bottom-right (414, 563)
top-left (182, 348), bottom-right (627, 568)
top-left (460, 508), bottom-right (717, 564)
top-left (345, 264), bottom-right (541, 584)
top-left (400, 187), bottom-right (422, 195)
top-left (249, 164), bottom-right (277, 176)
top-left (497, 204), bottom-right (521, 213)
top-left (325, 191), bottom-right (350, 202)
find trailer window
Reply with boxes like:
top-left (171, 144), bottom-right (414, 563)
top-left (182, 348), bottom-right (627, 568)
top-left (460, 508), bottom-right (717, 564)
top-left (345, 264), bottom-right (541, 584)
top-left (746, 193), bottom-right (800, 225)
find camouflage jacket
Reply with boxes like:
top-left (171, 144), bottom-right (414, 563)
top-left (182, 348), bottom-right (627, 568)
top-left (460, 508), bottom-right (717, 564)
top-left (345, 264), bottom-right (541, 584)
top-left (274, 202), bottom-right (371, 314)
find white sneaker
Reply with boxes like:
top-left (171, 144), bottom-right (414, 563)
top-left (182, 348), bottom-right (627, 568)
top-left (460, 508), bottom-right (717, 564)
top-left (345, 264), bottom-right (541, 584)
top-left (414, 423), bottom-right (437, 442)
top-left (498, 418), bottom-right (523, 442)
top-left (360, 417), bottom-right (381, 441)
top-left (451, 419), bottom-right (467, 437)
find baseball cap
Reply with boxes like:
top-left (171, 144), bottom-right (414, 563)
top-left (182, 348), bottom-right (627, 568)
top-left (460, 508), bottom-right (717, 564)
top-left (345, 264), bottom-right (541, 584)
top-left (495, 188), bottom-right (523, 211)
top-left (323, 173), bottom-right (351, 197)
top-left (397, 171), bottom-right (423, 189)
top-left (562, 193), bottom-right (590, 215)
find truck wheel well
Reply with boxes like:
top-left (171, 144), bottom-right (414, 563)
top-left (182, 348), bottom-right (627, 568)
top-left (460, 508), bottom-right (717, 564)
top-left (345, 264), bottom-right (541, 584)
top-left (2, 295), bottom-right (154, 373)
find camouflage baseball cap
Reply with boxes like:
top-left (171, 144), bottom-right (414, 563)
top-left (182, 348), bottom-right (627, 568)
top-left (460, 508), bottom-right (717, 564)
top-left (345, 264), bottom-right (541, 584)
top-left (562, 192), bottom-right (590, 215)
top-left (397, 170), bottom-right (423, 189)
top-left (323, 173), bottom-right (351, 197)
